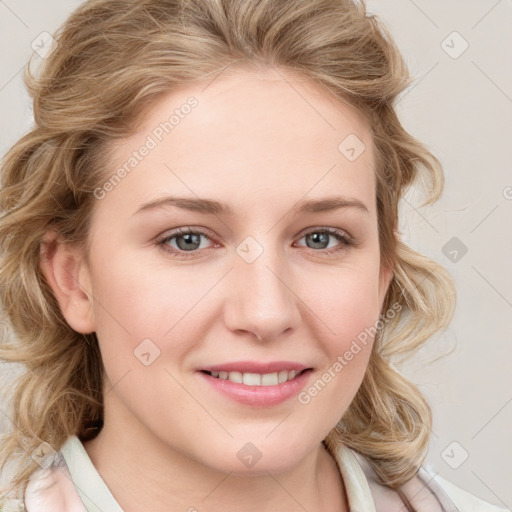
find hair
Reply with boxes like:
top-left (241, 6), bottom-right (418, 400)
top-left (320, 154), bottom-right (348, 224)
top-left (0, 0), bottom-right (456, 499)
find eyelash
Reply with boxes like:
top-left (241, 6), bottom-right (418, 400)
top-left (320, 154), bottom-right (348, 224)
top-left (156, 226), bottom-right (354, 259)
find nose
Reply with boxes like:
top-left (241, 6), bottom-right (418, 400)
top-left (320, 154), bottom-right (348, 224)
top-left (223, 244), bottom-right (301, 343)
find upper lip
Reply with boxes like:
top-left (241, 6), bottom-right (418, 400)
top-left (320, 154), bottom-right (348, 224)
top-left (199, 361), bottom-right (312, 374)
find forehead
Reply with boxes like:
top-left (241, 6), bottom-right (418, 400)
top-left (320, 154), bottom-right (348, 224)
top-left (102, 66), bottom-right (376, 218)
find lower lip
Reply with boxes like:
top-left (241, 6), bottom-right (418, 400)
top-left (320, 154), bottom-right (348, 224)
top-left (197, 370), bottom-right (313, 407)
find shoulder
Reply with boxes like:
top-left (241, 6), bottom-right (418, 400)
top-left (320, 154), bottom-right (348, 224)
top-left (22, 452), bottom-right (86, 512)
top-left (431, 472), bottom-right (510, 512)
top-left (345, 446), bottom-right (510, 512)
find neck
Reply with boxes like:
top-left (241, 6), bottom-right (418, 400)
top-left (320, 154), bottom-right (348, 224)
top-left (82, 409), bottom-right (348, 512)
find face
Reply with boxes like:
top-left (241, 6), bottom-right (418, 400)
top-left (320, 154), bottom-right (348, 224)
top-left (67, 66), bottom-right (392, 474)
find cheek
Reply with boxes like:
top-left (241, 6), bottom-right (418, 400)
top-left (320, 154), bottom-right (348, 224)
top-left (298, 262), bottom-right (382, 405)
top-left (296, 287), bottom-right (379, 439)
top-left (87, 259), bottom-right (206, 429)
top-left (304, 261), bottom-right (383, 346)
top-left (90, 250), bottom-right (196, 337)
top-left (87, 252), bottom-right (221, 393)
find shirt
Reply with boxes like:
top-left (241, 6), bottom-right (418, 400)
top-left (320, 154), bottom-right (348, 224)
top-left (1, 435), bottom-right (509, 511)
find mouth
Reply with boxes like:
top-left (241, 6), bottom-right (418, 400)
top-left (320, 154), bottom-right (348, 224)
top-left (199, 368), bottom-right (312, 387)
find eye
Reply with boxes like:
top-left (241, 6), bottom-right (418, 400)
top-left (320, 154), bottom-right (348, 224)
top-left (157, 227), bottom-right (217, 258)
top-left (295, 227), bottom-right (353, 255)
top-left (156, 226), bottom-right (354, 259)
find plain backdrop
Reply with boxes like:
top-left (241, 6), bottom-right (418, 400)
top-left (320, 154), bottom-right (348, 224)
top-left (0, 0), bottom-right (511, 508)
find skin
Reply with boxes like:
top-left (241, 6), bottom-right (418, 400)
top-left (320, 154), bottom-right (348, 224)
top-left (40, 65), bottom-right (393, 512)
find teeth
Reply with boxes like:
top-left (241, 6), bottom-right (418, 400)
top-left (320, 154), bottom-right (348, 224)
top-left (210, 369), bottom-right (301, 386)
top-left (261, 372), bottom-right (278, 386)
top-left (228, 371), bottom-right (243, 384)
top-left (243, 372), bottom-right (261, 386)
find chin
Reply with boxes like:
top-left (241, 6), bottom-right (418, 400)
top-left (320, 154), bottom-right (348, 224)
top-left (198, 436), bottom-right (313, 476)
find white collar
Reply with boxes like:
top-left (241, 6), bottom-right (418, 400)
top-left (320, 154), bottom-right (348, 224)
top-left (56, 434), bottom-right (378, 511)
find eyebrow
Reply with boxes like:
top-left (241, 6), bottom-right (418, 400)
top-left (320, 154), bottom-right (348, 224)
top-left (134, 195), bottom-right (369, 216)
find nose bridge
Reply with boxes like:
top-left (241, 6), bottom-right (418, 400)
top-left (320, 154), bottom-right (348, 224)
top-left (227, 235), bottom-right (300, 340)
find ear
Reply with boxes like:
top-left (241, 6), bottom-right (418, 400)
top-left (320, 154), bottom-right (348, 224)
top-left (39, 230), bottom-right (95, 334)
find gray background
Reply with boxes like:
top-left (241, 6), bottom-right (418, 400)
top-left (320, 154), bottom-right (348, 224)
top-left (0, 0), bottom-right (511, 508)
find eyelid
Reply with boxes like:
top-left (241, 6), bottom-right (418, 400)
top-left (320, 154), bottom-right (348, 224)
top-left (299, 225), bottom-right (354, 243)
top-left (156, 226), bottom-right (216, 244)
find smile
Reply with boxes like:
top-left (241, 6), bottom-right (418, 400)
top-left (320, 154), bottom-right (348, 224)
top-left (197, 367), bottom-right (314, 407)
top-left (201, 369), bottom-right (308, 386)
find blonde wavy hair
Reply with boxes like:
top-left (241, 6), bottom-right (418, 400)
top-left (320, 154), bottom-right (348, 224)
top-left (0, 0), bottom-right (456, 499)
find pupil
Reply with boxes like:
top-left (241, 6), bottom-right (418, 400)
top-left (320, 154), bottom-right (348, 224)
top-left (307, 232), bottom-right (328, 249)
top-left (177, 233), bottom-right (200, 251)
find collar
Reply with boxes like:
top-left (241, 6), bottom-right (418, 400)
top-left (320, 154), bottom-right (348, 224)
top-left (58, 435), bottom-right (377, 511)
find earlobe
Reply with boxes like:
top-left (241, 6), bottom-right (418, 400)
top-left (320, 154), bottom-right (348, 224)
top-left (39, 230), bottom-right (95, 334)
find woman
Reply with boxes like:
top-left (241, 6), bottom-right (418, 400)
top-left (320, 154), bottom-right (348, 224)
top-left (0, 0), bottom-right (508, 510)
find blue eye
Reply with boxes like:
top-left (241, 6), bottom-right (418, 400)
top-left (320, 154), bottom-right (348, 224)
top-left (296, 227), bottom-right (353, 255)
top-left (157, 226), bottom-right (353, 259)
top-left (158, 228), bottom-right (214, 257)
